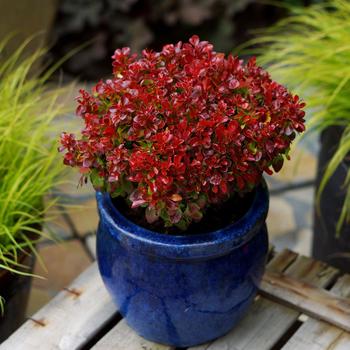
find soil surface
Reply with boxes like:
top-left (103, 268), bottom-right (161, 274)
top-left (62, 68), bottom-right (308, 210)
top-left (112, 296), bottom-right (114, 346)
top-left (112, 190), bottom-right (254, 236)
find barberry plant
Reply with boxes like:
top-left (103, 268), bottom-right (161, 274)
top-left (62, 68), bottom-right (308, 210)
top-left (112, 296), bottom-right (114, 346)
top-left (60, 36), bottom-right (305, 230)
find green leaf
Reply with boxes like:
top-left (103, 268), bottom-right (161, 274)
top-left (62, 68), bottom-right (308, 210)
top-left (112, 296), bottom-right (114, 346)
top-left (90, 169), bottom-right (106, 191)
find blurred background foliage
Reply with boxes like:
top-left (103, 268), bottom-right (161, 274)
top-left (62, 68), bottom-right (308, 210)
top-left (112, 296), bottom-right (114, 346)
top-left (49, 0), bottom-right (315, 80)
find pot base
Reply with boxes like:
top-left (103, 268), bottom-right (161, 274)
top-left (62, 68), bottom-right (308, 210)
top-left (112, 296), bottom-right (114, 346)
top-left (0, 253), bottom-right (34, 342)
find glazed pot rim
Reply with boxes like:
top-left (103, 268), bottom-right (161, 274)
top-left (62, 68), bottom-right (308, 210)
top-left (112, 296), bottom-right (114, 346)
top-left (96, 179), bottom-right (269, 260)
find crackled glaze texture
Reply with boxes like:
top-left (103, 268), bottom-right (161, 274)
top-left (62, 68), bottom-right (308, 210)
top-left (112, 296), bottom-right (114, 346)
top-left (96, 182), bottom-right (269, 347)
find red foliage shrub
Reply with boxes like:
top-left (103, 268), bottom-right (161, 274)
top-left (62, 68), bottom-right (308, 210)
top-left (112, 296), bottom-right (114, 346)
top-left (60, 36), bottom-right (305, 230)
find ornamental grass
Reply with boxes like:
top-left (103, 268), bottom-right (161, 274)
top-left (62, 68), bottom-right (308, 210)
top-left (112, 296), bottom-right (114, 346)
top-left (0, 40), bottom-right (69, 311)
top-left (250, 0), bottom-right (350, 234)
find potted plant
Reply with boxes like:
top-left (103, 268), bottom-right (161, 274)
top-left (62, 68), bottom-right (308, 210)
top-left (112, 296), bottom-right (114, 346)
top-left (0, 41), bottom-right (68, 341)
top-left (253, 0), bottom-right (350, 271)
top-left (60, 36), bottom-right (305, 347)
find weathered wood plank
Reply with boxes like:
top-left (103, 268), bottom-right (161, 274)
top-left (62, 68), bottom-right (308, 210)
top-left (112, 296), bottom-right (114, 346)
top-left (260, 270), bottom-right (350, 332)
top-left (190, 297), bottom-right (298, 350)
top-left (92, 319), bottom-right (174, 350)
top-left (0, 263), bottom-right (116, 350)
top-left (190, 250), bottom-right (338, 350)
top-left (267, 248), bottom-right (298, 273)
top-left (3, 248), bottom-right (347, 350)
top-left (282, 275), bottom-right (350, 350)
top-left (329, 333), bottom-right (350, 350)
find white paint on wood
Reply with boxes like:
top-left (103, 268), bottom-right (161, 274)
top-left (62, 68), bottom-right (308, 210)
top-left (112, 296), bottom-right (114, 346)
top-left (0, 263), bottom-right (116, 350)
top-left (92, 319), bottom-right (173, 350)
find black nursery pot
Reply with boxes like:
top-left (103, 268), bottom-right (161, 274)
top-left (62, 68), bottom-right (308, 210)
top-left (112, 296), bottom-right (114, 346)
top-left (312, 126), bottom-right (350, 272)
top-left (0, 252), bottom-right (35, 342)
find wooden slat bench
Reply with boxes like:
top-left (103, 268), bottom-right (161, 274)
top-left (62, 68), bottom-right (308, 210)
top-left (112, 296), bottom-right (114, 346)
top-left (1, 249), bottom-right (350, 350)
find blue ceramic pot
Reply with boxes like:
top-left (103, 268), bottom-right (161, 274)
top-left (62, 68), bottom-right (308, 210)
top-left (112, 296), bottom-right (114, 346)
top-left (96, 181), bottom-right (269, 347)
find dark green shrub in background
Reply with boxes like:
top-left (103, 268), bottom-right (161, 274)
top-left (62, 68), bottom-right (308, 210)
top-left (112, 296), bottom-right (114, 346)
top-left (50, 0), bottom-right (314, 80)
